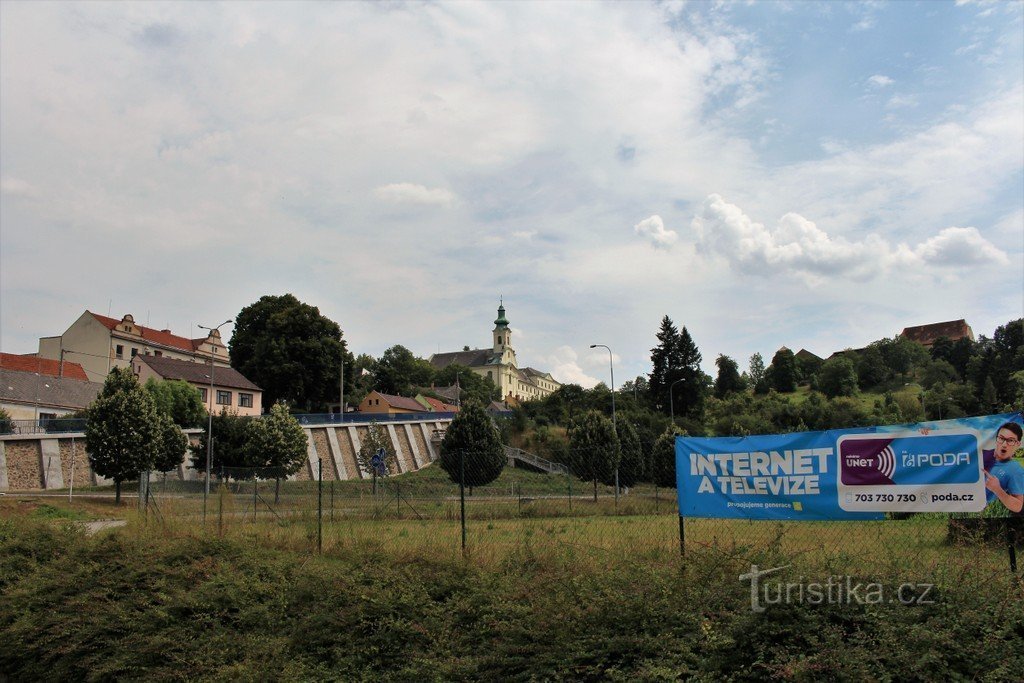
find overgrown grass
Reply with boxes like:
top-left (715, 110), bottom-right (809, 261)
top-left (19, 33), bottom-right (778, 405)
top-left (1, 514), bottom-right (1021, 681)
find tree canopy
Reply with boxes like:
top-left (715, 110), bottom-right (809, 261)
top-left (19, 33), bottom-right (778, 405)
top-left (714, 354), bottom-right (745, 398)
top-left (567, 410), bottom-right (620, 491)
top-left (439, 401), bottom-right (506, 487)
top-left (244, 402), bottom-right (308, 479)
top-left (229, 294), bottom-right (353, 411)
top-left (372, 345), bottom-right (435, 397)
top-left (85, 367), bottom-right (161, 502)
top-left (145, 378), bottom-right (206, 428)
top-left (648, 316), bottom-right (706, 418)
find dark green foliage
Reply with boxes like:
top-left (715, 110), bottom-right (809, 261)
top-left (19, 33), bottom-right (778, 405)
top-left (615, 419), bottom-right (643, 488)
top-left (817, 356), bottom-right (859, 398)
top-left (85, 368), bottom-right (161, 502)
top-left (1, 519), bottom-right (1022, 680)
top-left (0, 407), bottom-right (11, 435)
top-left (713, 354), bottom-right (745, 398)
top-left (432, 363), bottom-right (499, 405)
top-left (144, 378), bottom-right (206, 428)
top-left (152, 413), bottom-right (188, 473)
top-left (245, 402), bottom-right (308, 478)
top-left (921, 359), bottom-right (958, 389)
top-left (439, 401), bottom-right (506, 487)
top-left (372, 344), bottom-right (435, 397)
top-left (229, 293), bottom-right (352, 411)
top-left (748, 352), bottom-right (766, 389)
top-left (854, 345), bottom-right (889, 389)
top-left (766, 347), bottom-right (798, 393)
top-left (648, 316), bottom-right (707, 418)
top-left (190, 409), bottom-right (251, 471)
top-left (651, 427), bottom-right (683, 488)
top-left (567, 410), bottom-right (620, 487)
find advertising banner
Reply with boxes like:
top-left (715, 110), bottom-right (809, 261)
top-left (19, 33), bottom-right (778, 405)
top-left (676, 412), bottom-right (1023, 520)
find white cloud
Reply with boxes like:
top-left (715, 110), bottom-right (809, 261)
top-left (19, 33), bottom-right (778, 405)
top-left (374, 183), bottom-right (456, 207)
top-left (634, 215), bottom-right (678, 250)
top-left (867, 74), bottom-right (894, 88)
top-left (692, 194), bottom-right (1008, 281)
top-left (544, 345), bottom-right (601, 388)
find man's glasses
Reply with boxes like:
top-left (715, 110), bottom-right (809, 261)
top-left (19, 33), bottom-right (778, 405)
top-left (996, 435), bottom-right (1020, 446)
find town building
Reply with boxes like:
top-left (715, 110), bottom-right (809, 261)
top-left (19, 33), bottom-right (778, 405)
top-left (0, 360), bottom-right (102, 422)
top-left (428, 303), bottom-right (561, 403)
top-left (132, 355), bottom-right (262, 417)
top-left (37, 311), bottom-right (230, 384)
top-left (899, 319), bottom-right (975, 349)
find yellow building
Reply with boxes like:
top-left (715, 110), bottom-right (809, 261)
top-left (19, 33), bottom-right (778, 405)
top-left (38, 311), bottom-right (230, 384)
top-left (428, 303), bottom-right (561, 402)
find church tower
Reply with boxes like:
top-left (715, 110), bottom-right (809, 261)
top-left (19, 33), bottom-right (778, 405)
top-left (492, 301), bottom-right (517, 366)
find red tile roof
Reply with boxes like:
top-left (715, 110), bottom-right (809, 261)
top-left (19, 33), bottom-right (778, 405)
top-left (90, 312), bottom-right (206, 353)
top-left (900, 319), bottom-right (974, 347)
top-left (421, 396), bottom-right (459, 412)
top-left (0, 353), bottom-right (90, 381)
top-left (373, 392), bottom-right (429, 412)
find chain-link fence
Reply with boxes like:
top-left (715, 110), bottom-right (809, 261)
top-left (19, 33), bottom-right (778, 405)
top-left (135, 450), bottom-right (1021, 580)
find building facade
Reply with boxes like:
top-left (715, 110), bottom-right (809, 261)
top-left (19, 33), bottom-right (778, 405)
top-left (428, 303), bottom-right (561, 402)
top-left (38, 311), bottom-right (230, 384)
top-left (132, 355), bottom-right (262, 417)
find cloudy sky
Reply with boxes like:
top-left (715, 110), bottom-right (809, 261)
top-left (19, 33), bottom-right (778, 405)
top-left (2, 0), bottom-right (1021, 389)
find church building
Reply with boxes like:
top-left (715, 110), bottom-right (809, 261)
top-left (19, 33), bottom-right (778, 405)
top-left (428, 303), bottom-right (561, 403)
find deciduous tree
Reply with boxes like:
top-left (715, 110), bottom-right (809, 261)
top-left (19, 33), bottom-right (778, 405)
top-left (567, 410), bottom-right (620, 499)
top-left (440, 401), bottom-right (506, 488)
top-left (85, 368), bottom-right (161, 503)
top-left (145, 378), bottom-right (206, 428)
top-left (229, 294), bottom-right (353, 411)
top-left (356, 422), bottom-right (397, 477)
top-left (714, 354), bottom-right (745, 398)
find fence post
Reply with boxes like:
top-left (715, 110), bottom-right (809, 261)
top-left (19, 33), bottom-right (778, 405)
top-left (253, 474), bottom-right (258, 522)
top-left (678, 515), bottom-right (686, 557)
top-left (460, 451), bottom-right (467, 554)
top-left (317, 458), bottom-right (323, 555)
top-left (568, 473), bottom-right (572, 513)
top-left (396, 481), bottom-right (401, 517)
top-left (330, 479), bottom-right (335, 523)
top-left (517, 481), bottom-right (522, 515)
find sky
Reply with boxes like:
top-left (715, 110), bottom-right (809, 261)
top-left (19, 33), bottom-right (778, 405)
top-left (1, 0), bottom-right (1022, 390)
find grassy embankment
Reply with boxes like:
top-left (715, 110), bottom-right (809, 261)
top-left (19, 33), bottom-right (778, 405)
top-left (1, 507), bottom-right (1022, 681)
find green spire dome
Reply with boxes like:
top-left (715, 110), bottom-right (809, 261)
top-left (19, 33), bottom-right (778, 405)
top-left (494, 301), bottom-right (509, 328)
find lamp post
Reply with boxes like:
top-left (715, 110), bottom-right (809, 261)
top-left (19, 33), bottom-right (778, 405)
top-left (590, 344), bottom-right (618, 501)
top-left (339, 336), bottom-right (345, 422)
top-left (198, 319), bottom-right (232, 519)
top-left (669, 376), bottom-right (686, 425)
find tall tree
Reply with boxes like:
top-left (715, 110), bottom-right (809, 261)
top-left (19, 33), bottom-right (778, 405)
top-left (615, 420), bottom-right (643, 489)
top-left (245, 402), bottom-right (308, 499)
top-left (373, 345), bottom-right (435, 397)
top-left (85, 368), bottom-right (161, 503)
top-left (229, 294), bottom-right (353, 411)
top-left (567, 410), bottom-right (620, 499)
top-left (767, 347), bottom-right (798, 393)
top-left (651, 427), bottom-right (684, 489)
top-left (749, 352), bottom-right (769, 394)
top-left (714, 354), bottom-right (745, 398)
top-left (190, 410), bottom-right (251, 473)
top-left (648, 316), bottom-right (683, 411)
top-left (439, 401), bottom-right (506, 488)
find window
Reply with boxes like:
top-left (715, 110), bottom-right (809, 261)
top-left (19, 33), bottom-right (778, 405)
top-left (115, 344), bottom-right (124, 359)
top-left (199, 388), bottom-right (208, 403)
top-left (216, 390), bottom-right (231, 406)
top-left (239, 393), bottom-right (253, 408)
top-left (154, 351), bottom-right (162, 357)
top-left (131, 348), bottom-right (138, 358)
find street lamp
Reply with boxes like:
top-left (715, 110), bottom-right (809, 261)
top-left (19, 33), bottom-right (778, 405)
top-left (590, 344), bottom-right (618, 501)
top-left (198, 319), bottom-right (232, 519)
top-left (669, 377), bottom-right (686, 425)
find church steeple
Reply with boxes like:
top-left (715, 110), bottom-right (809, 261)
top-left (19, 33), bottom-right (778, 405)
top-left (492, 300), bottom-right (513, 354)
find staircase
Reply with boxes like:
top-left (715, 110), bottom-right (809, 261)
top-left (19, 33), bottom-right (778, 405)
top-left (504, 446), bottom-right (568, 475)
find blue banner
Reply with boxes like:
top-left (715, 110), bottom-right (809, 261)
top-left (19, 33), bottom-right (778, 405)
top-left (676, 412), bottom-right (1023, 520)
